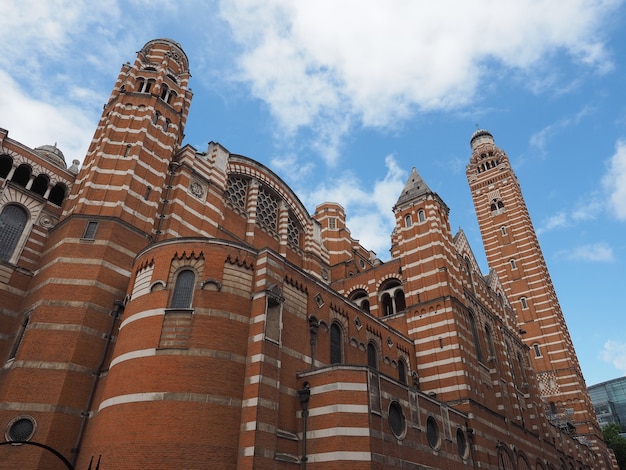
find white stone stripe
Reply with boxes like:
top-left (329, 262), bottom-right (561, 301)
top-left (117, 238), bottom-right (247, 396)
top-left (308, 427), bottom-right (370, 439)
top-left (98, 391), bottom-right (240, 411)
top-left (309, 451), bottom-right (372, 462)
top-left (307, 404), bottom-right (368, 417)
top-left (110, 348), bottom-right (157, 368)
top-left (119, 308), bottom-right (164, 329)
top-left (310, 382), bottom-right (368, 394)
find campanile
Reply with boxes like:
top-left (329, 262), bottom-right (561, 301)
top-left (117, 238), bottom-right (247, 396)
top-left (466, 130), bottom-right (601, 441)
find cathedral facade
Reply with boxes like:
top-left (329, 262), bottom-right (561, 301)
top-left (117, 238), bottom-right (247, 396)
top-left (0, 39), bottom-right (617, 469)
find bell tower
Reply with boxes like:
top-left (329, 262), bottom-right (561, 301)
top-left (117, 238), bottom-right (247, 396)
top-left (466, 129), bottom-right (601, 441)
top-left (66, 38), bottom-right (192, 236)
top-left (0, 39), bottom-right (193, 469)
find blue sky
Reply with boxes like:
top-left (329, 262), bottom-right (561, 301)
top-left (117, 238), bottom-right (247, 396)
top-left (1, 0), bottom-right (625, 386)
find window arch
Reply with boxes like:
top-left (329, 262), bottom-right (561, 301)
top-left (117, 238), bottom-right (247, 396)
top-left (520, 297), bottom-right (528, 309)
top-left (160, 83), bottom-right (169, 101)
top-left (418, 209), bottom-right (426, 222)
top-left (398, 358), bottom-right (407, 385)
top-left (0, 154), bottom-right (12, 178)
top-left (153, 111), bottom-right (161, 125)
top-left (169, 269), bottom-right (195, 308)
top-left (367, 342), bottom-right (378, 370)
top-left (404, 214), bottom-right (412, 227)
top-left (349, 289), bottom-right (370, 313)
top-left (11, 164), bottom-right (31, 187)
top-left (144, 78), bottom-right (155, 93)
top-left (379, 279), bottom-right (405, 316)
top-left (330, 322), bottom-right (342, 364)
top-left (136, 77), bottom-right (145, 92)
top-left (0, 204), bottom-right (28, 262)
top-left (48, 183), bottom-right (67, 206)
top-left (491, 199), bottom-right (505, 215)
top-left (485, 324), bottom-right (496, 359)
top-left (30, 174), bottom-right (49, 197)
top-left (468, 311), bottom-right (483, 362)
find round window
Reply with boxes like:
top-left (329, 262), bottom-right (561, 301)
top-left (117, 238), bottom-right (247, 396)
top-left (456, 428), bottom-right (469, 459)
top-left (388, 401), bottom-right (406, 439)
top-left (426, 416), bottom-right (440, 450)
top-left (6, 416), bottom-right (36, 442)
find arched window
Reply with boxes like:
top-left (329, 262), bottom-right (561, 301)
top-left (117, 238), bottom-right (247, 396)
top-left (48, 183), bottom-right (66, 206)
top-left (468, 311), bottom-right (483, 362)
top-left (517, 351), bottom-right (527, 385)
top-left (381, 293), bottom-right (393, 316)
top-left (145, 78), bottom-right (155, 93)
top-left (501, 226), bottom-right (507, 235)
top-left (31, 174), bottom-right (49, 197)
top-left (0, 154), bottom-right (12, 178)
top-left (418, 209), bottom-right (426, 222)
top-left (485, 324), bottom-right (496, 359)
top-left (0, 204), bottom-right (28, 262)
top-left (160, 83), bottom-right (169, 101)
top-left (367, 342), bottom-right (378, 370)
top-left (520, 297), bottom-right (528, 309)
top-left (136, 77), bottom-right (145, 92)
top-left (170, 269), bottom-right (195, 308)
top-left (153, 111), bottom-right (161, 125)
top-left (349, 289), bottom-right (370, 313)
top-left (510, 259), bottom-right (517, 269)
top-left (398, 358), bottom-right (407, 385)
top-left (379, 279), bottom-right (405, 316)
top-left (404, 214), bottom-right (412, 227)
top-left (167, 90), bottom-right (177, 104)
top-left (11, 164), bottom-right (31, 187)
top-left (164, 118), bottom-right (171, 132)
top-left (394, 290), bottom-right (406, 312)
top-left (533, 343), bottom-right (541, 358)
top-left (330, 322), bottom-right (342, 364)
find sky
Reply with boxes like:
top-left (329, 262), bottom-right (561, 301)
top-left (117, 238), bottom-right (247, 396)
top-left (1, 0), bottom-right (625, 386)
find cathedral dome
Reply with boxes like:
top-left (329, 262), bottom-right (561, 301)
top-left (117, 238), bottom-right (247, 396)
top-left (35, 143), bottom-right (67, 168)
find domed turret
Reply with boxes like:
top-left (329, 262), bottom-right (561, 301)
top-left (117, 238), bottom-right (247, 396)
top-left (469, 129), bottom-right (494, 151)
top-left (35, 143), bottom-right (66, 168)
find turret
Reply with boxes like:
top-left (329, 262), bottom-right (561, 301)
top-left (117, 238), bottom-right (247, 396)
top-left (66, 39), bottom-right (192, 236)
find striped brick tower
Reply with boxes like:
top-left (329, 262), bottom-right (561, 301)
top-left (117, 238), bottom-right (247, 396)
top-left (0, 39), bottom-right (192, 469)
top-left (466, 129), bottom-right (602, 443)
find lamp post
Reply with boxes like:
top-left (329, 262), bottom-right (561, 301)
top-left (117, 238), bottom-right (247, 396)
top-left (297, 382), bottom-right (311, 470)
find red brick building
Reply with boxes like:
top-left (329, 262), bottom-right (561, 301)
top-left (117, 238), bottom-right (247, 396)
top-left (0, 39), bottom-right (617, 469)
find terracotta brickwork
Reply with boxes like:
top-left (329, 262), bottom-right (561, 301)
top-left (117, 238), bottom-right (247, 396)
top-left (467, 130), bottom-right (604, 451)
top-left (0, 40), bottom-right (617, 469)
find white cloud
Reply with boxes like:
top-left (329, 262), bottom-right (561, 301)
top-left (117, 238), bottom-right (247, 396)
top-left (0, 70), bottom-right (95, 164)
top-left (537, 212), bottom-right (568, 234)
top-left (602, 140), bottom-right (626, 220)
top-left (529, 107), bottom-right (593, 156)
top-left (600, 340), bottom-right (626, 375)
top-left (220, 0), bottom-right (618, 163)
top-left (556, 242), bottom-right (615, 262)
top-left (301, 155), bottom-right (407, 256)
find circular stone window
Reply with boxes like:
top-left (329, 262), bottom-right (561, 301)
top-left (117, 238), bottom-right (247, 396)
top-left (6, 416), bottom-right (36, 442)
top-left (456, 428), bottom-right (469, 459)
top-left (388, 401), bottom-right (406, 439)
top-left (426, 416), bottom-right (441, 450)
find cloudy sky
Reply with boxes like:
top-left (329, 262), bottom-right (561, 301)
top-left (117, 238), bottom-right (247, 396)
top-left (1, 0), bottom-right (625, 386)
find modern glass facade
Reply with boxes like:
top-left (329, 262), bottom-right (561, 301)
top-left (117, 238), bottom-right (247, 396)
top-left (589, 376), bottom-right (626, 434)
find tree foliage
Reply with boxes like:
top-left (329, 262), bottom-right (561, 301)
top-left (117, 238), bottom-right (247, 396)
top-left (603, 423), bottom-right (626, 470)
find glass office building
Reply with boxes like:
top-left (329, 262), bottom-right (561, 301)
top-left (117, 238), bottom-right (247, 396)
top-left (589, 376), bottom-right (626, 434)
